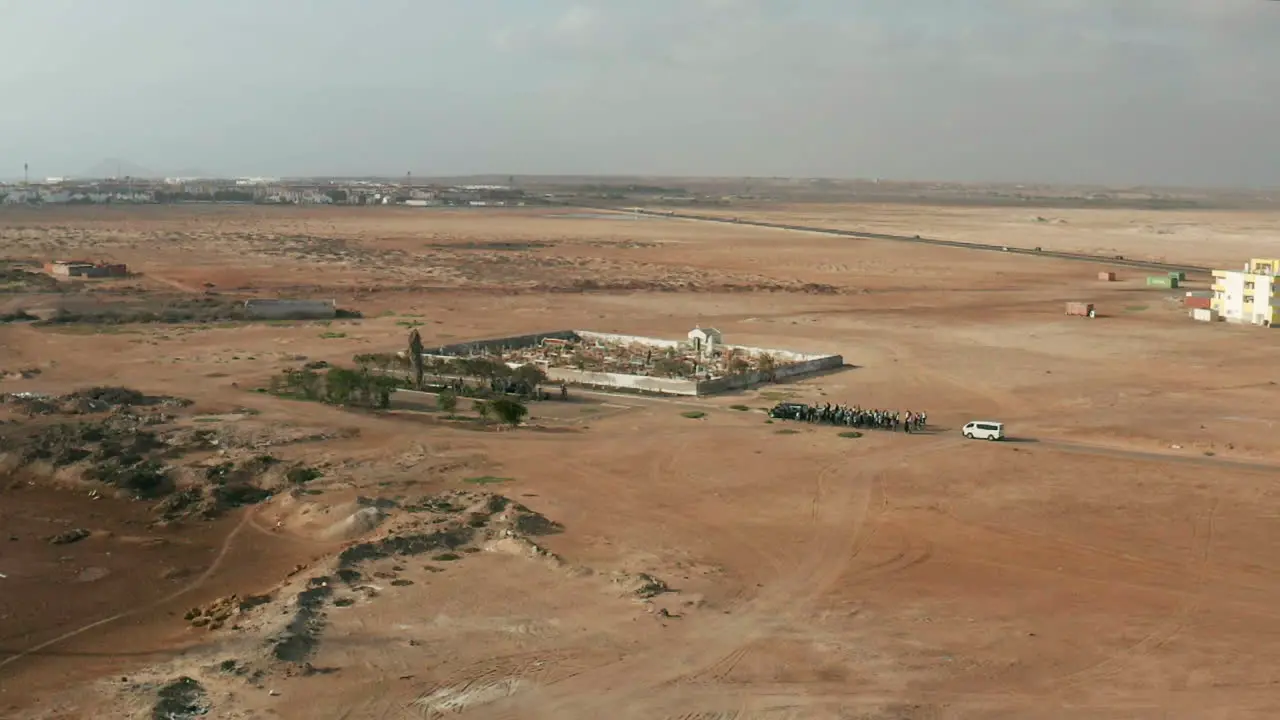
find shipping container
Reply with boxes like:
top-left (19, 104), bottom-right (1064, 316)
top-left (1184, 296), bottom-right (1211, 310)
top-left (1146, 276), bottom-right (1174, 288)
top-left (1168, 271), bottom-right (1187, 281)
top-left (1065, 302), bottom-right (1095, 317)
top-left (1191, 308), bottom-right (1217, 322)
top-left (1185, 290), bottom-right (1212, 299)
top-left (1097, 271), bottom-right (1116, 281)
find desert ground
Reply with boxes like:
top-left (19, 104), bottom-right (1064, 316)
top-left (2, 203), bottom-right (1280, 719)
top-left (702, 203), bottom-right (1280, 268)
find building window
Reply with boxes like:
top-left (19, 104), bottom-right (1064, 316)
top-left (1246, 282), bottom-right (1255, 290)
top-left (1244, 295), bottom-right (1254, 303)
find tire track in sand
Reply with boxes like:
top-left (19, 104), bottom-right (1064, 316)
top-left (481, 446), bottom-right (878, 719)
top-left (660, 441), bottom-right (957, 697)
top-left (0, 506), bottom-right (258, 670)
top-left (504, 438), bottom-right (960, 719)
top-left (1045, 492), bottom-right (1219, 694)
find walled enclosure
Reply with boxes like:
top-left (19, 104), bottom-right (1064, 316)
top-left (419, 329), bottom-right (844, 396)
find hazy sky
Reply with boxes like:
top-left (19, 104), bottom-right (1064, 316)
top-left (1, 0), bottom-right (1277, 186)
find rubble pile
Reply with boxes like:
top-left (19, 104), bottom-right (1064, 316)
top-left (1, 386), bottom-right (189, 416)
top-left (185, 594), bottom-right (272, 631)
top-left (0, 386), bottom-right (310, 517)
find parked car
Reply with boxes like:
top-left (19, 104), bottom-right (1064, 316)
top-left (768, 402), bottom-right (807, 419)
top-left (962, 421), bottom-right (1005, 441)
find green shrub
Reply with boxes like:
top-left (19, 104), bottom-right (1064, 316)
top-left (489, 398), bottom-right (528, 427)
top-left (286, 466), bottom-right (323, 484)
top-left (436, 391), bottom-right (458, 413)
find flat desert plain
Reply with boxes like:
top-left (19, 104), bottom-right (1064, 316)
top-left (1, 204), bottom-right (1279, 720)
top-left (708, 202), bottom-right (1280, 267)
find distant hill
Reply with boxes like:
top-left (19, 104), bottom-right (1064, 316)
top-left (78, 158), bottom-right (158, 180)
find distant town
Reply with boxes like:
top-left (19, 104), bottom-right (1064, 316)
top-left (0, 175), bottom-right (714, 207)
top-left (3, 173), bottom-right (1274, 211)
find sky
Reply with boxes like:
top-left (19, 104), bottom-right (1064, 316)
top-left (1, 0), bottom-right (1278, 186)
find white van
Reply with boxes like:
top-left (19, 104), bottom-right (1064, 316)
top-left (962, 421), bottom-right (1005, 441)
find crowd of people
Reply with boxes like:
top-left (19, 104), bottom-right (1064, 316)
top-left (769, 402), bottom-right (928, 433)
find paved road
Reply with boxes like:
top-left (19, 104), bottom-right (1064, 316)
top-left (589, 206), bottom-right (1210, 275)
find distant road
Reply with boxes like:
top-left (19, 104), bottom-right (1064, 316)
top-left (587, 206), bottom-right (1211, 275)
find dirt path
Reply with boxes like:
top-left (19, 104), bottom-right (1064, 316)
top-left (0, 506), bottom-right (257, 672)
top-left (143, 272), bottom-right (204, 294)
top-left (485, 437), bottom-right (962, 719)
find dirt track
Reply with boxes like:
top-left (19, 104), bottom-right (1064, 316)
top-left (3, 204), bottom-right (1280, 719)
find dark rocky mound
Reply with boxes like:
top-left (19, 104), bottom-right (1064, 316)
top-left (151, 676), bottom-right (209, 720)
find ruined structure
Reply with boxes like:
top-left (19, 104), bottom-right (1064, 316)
top-left (418, 328), bottom-right (843, 396)
top-left (44, 260), bottom-right (128, 278)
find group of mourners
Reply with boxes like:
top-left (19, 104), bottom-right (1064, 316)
top-left (768, 402), bottom-right (928, 433)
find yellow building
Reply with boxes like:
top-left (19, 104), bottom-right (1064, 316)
top-left (1211, 258), bottom-right (1280, 327)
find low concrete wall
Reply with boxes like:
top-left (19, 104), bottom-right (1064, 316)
top-left (695, 353), bottom-right (844, 394)
top-left (546, 368), bottom-right (700, 395)
top-left (417, 328), bottom-right (843, 397)
top-left (548, 351), bottom-right (843, 397)
top-left (724, 342), bottom-right (830, 364)
top-left (424, 330), bottom-right (578, 357)
top-left (775, 353), bottom-right (845, 380)
top-left (575, 330), bottom-right (682, 350)
top-left (245, 299), bottom-right (337, 320)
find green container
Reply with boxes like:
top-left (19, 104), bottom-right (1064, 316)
top-left (1170, 277), bottom-right (1180, 288)
top-left (1146, 276), bottom-right (1172, 287)
top-left (1168, 271), bottom-right (1186, 281)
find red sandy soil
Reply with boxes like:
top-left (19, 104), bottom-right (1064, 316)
top-left (1, 205), bottom-right (1280, 719)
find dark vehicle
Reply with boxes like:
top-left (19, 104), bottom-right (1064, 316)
top-left (768, 402), bottom-right (807, 419)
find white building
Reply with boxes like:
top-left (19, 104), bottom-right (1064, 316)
top-left (1211, 258), bottom-right (1279, 327)
top-left (687, 326), bottom-right (723, 358)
